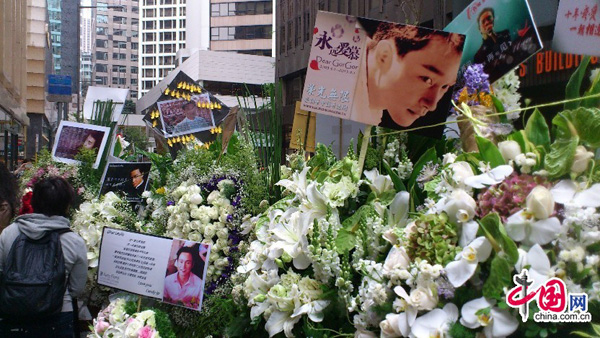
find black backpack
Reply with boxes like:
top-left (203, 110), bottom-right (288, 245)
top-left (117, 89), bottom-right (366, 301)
top-left (0, 228), bottom-right (70, 319)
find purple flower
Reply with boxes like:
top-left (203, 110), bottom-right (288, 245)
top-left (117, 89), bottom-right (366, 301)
top-left (167, 200), bottom-right (175, 206)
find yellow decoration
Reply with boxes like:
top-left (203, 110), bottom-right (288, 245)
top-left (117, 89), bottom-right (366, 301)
top-left (156, 187), bottom-right (166, 195)
top-left (177, 82), bottom-right (183, 89)
top-left (176, 136), bottom-right (181, 143)
top-left (197, 101), bottom-right (201, 108)
top-left (152, 121), bottom-right (157, 127)
top-left (165, 88), bottom-right (170, 95)
top-left (167, 139), bottom-right (173, 147)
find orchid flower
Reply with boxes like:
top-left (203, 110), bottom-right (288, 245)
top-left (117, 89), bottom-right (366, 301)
top-left (464, 165), bottom-right (513, 189)
top-left (437, 189), bottom-right (477, 224)
top-left (505, 210), bottom-right (561, 246)
top-left (290, 299), bottom-right (330, 322)
top-left (445, 236), bottom-right (493, 287)
top-left (515, 244), bottom-right (553, 291)
top-left (363, 168), bottom-right (394, 197)
top-left (550, 180), bottom-right (600, 208)
top-left (460, 297), bottom-right (519, 338)
top-left (411, 303), bottom-right (459, 338)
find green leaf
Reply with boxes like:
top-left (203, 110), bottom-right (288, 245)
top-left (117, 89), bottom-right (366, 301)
top-left (557, 108), bottom-right (600, 148)
top-left (525, 109), bottom-right (551, 151)
top-left (483, 256), bottom-right (512, 300)
top-left (582, 67), bottom-right (600, 108)
top-left (490, 94), bottom-right (509, 123)
top-left (226, 132), bottom-right (240, 155)
top-left (382, 160), bottom-right (406, 192)
top-left (335, 229), bottom-right (356, 254)
top-left (475, 136), bottom-right (505, 167)
top-left (507, 130), bottom-right (528, 153)
top-left (545, 137), bottom-right (579, 179)
top-left (565, 56), bottom-right (591, 110)
top-left (479, 213), bottom-right (519, 265)
top-left (408, 147), bottom-right (438, 191)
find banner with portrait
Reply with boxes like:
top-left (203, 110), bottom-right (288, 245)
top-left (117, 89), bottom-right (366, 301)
top-left (301, 11), bottom-right (466, 138)
top-left (158, 93), bottom-right (216, 137)
top-left (444, 0), bottom-right (543, 83)
top-left (51, 121), bottom-right (111, 169)
top-left (97, 228), bottom-right (211, 311)
top-left (99, 162), bottom-right (152, 203)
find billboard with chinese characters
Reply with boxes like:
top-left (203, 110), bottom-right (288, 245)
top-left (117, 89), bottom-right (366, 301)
top-left (553, 0), bottom-right (600, 57)
top-left (444, 0), bottom-right (543, 83)
top-left (301, 11), bottom-right (466, 137)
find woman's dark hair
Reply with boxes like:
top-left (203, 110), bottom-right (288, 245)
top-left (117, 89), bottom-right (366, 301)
top-left (31, 176), bottom-right (75, 217)
top-left (0, 162), bottom-right (19, 218)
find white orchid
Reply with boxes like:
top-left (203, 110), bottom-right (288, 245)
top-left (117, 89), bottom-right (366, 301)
top-left (438, 189), bottom-right (477, 224)
top-left (449, 161), bottom-right (475, 187)
top-left (459, 221), bottom-right (479, 247)
top-left (445, 236), bottom-right (493, 287)
top-left (460, 297), bottom-right (519, 338)
top-left (505, 210), bottom-right (561, 246)
top-left (550, 180), bottom-right (600, 208)
top-left (464, 165), bottom-right (513, 189)
top-left (411, 303), bottom-right (459, 338)
top-left (363, 168), bottom-right (394, 197)
top-left (515, 244), bottom-right (553, 291)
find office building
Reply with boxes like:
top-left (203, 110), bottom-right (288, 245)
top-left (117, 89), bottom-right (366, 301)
top-left (90, 0), bottom-right (140, 101)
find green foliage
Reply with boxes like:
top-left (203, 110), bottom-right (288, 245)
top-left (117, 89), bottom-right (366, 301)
top-left (448, 322), bottom-right (477, 338)
top-left (139, 149), bottom-right (173, 190)
top-left (363, 146), bottom-right (381, 171)
top-left (478, 213), bottom-right (519, 265)
top-left (483, 256), bottom-right (512, 300)
top-left (555, 108), bottom-right (600, 148)
top-left (74, 147), bottom-right (102, 196)
top-left (525, 109), bottom-right (551, 151)
top-left (383, 159), bottom-right (407, 192)
top-left (545, 137), bottom-right (578, 179)
top-left (565, 56), bottom-right (591, 110)
top-left (476, 136), bottom-right (505, 167)
top-left (408, 147), bottom-right (438, 193)
top-left (307, 144), bottom-right (337, 177)
top-left (406, 213), bottom-right (461, 265)
top-left (121, 126), bottom-right (149, 152)
top-left (336, 205), bottom-right (375, 254)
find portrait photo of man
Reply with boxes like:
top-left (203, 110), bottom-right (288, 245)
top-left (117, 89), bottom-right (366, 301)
top-left (172, 101), bottom-right (212, 134)
top-left (473, 8), bottom-right (514, 77)
top-left (163, 241), bottom-right (209, 310)
top-left (99, 162), bottom-right (152, 203)
top-left (352, 19), bottom-right (465, 131)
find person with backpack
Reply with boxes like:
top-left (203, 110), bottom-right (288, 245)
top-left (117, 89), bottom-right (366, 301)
top-left (0, 162), bottom-right (19, 232)
top-left (0, 176), bottom-right (87, 337)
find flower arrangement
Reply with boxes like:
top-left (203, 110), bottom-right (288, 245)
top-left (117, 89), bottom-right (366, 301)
top-left (89, 298), bottom-right (175, 338)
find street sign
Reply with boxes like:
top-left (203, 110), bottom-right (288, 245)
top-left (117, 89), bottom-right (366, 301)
top-left (47, 75), bottom-right (72, 102)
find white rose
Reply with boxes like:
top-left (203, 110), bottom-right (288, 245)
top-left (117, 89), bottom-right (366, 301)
top-left (410, 286), bottom-right (438, 311)
top-left (571, 145), bottom-right (594, 174)
top-left (383, 245), bottom-right (410, 272)
top-left (207, 190), bottom-right (221, 205)
top-left (379, 313), bottom-right (404, 337)
top-left (189, 193), bottom-right (204, 205)
top-left (449, 161), bottom-right (474, 186)
top-left (124, 318), bottom-right (144, 338)
top-left (498, 140), bottom-right (522, 162)
top-left (526, 186), bottom-right (554, 220)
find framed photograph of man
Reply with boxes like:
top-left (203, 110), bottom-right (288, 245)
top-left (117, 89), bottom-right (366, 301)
top-left (51, 121), bottom-right (110, 169)
top-left (444, 0), bottom-right (542, 83)
top-left (301, 11), bottom-right (466, 138)
top-left (99, 162), bottom-right (152, 203)
top-left (163, 239), bottom-right (211, 311)
top-left (158, 93), bottom-right (216, 137)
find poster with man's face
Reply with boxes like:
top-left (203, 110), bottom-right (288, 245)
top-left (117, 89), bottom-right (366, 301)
top-left (51, 121), bottom-right (110, 169)
top-left (301, 11), bottom-right (466, 138)
top-left (99, 162), bottom-right (152, 203)
top-left (158, 93), bottom-right (216, 137)
top-left (163, 239), bottom-right (210, 311)
top-left (444, 0), bottom-right (543, 83)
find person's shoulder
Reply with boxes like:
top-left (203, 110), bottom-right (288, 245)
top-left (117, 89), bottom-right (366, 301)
top-left (191, 272), bottom-right (203, 284)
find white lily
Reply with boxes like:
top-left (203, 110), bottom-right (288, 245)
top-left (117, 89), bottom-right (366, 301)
top-left (464, 165), bottom-right (513, 189)
top-left (270, 210), bottom-right (312, 269)
top-left (276, 166), bottom-right (310, 200)
top-left (504, 210), bottom-right (561, 246)
top-left (460, 297), bottom-right (519, 338)
top-left (445, 237), bottom-right (493, 287)
top-left (363, 168), bottom-right (394, 197)
top-left (265, 310), bottom-right (302, 337)
top-left (290, 299), bottom-right (330, 322)
top-left (515, 244), bottom-right (553, 291)
top-left (411, 303), bottom-right (459, 338)
top-left (550, 180), bottom-right (600, 208)
top-left (388, 191), bottom-right (410, 227)
top-left (246, 270), bottom-right (280, 319)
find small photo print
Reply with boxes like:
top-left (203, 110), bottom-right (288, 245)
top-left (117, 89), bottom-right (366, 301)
top-left (158, 93), bottom-right (216, 137)
top-left (51, 121), bottom-right (110, 169)
top-left (162, 239), bottom-right (211, 311)
top-left (99, 162), bottom-right (152, 203)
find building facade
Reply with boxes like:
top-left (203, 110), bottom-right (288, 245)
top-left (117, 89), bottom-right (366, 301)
top-left (91, 0), bottom-right (140, 101)
top-left (139, 0), bottom-right (187, 97)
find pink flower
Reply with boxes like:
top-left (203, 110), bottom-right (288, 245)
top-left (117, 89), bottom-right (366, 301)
top-left (94, 320), bottom-right (110, 334)
top-left (78, 187), bottom-right (85, 194)
top-left (138, 325), bottom-right (156, 338)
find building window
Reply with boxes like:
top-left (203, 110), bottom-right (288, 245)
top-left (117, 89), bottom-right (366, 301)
top-left (160, 0), bottom-right (173, 4)
top-left (96, 51), bottom-right (108, 60)
top-left (280, 25), bottom-right (286, 53)
top-left (179, 19), bottom-right (185, 29)
top-left (113, 29), bottom-right (126, 36)
top-left (95, 76), bottom-right (108, 85)
top-left (131, 66), bottom-right (138, 74)
top-left (144, 0), bottom-right (155, 5)
top-left (160, 20), bottom-right (176, 29)
top-left (95, 64), bottom-right (108, 72)
top-left (131, 54), bottom-right (138, 61)
top-left (304, 11), bottom-right (311, 42)
top-left (114, 16), bottom-right (127, 24)
top-left (112, 77), bottom-right (126, 85)
top-left (143, 9), bottom-right (156, 17)
top-left (210, 25), bottom-right (271, 41)
top-left (211, 1), bottom-right (273, 17)
top-left (178, 31), bottom-right (186, 40)
top-left (159, 56), bottom-right (175, 65)
top-left (159, 44), bottom-right (175, 53)
top-left (112, 65), bottom-right (127, 72)
top-left (113, 41), bottom-right (127, 49)
top-left (143, 45), bottom-right (155, 53)
top-left (97, 14), bottom-right (108, 23)
top-left (132, 30), bottom-right (139, 37)
top-left (160, 32), bottom-right (175, 41)
top-left (143, 57), bottom-right (155, 65)
top-left (143, 81), bottom-right (154, 90)
top-left (96, 39), bottom-right (108, 48)
top-left (160, 7), bottom-right (175, 16)
top-left (143, 33), bottom-right (155, 42)
top-left (159, 68), bottom-right (170, 77)
top-left (143, 21), bottom-right (156, 30)
top-left (132, 6), bottom-right (139, 13)
top-left (131, 78), bottom-right (138, 85)
top-left (112, 52), bottom-right (127, 60)
top-left (131, 42), bottom-right (138, 49)
top-left (144, 69), bottom-right (156, 77)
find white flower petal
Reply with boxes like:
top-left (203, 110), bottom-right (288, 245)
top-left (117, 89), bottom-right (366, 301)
top-left (470, 237), bottom-right (493, 262)
top-left (550, 180), bottom-right (577, 205)
top-left (443, 303), bottom-right (459, 323)
top-left (265, 311), bottom-right (287, 337)
top-left (527, 217), bottom-right (561, 245)
top-left (389, 191), bottom-right (410, 226)
top-left (460, 221), bottom-right (479, 247)
top-left (445, 259), bottom-right (477, 287)
top-left (490, 308), bottom-right (519, 337)
top-left (411, 309), bottom-right (447, 338)
top-left (460, 297), bottom-right (494, 329)
top-left (293, 252), bottom-right (311, 270)
top-left (505, 211), bottom-right (527, 242)
top-left (573, 183), bottom-right (600, 207)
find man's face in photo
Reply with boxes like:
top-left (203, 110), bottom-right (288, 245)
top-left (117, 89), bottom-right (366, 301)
top-left (374, 37), bottom-right (461, 127)
top-left (183, 104), bottom-right (197, 121)
top-left (130, 169), bottom-right (144, 187)
top-left (175, 252), bottom-right (193, 278)
top-left (478, 10), bottom-right (495, 37)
